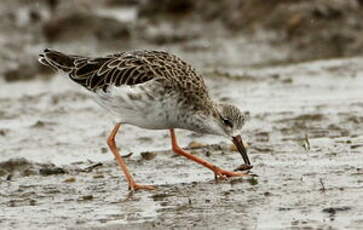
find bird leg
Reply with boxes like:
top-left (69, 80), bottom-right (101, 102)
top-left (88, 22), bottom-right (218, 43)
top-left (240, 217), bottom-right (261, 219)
top-left (169, 129), bottom-right (247, 179)
top-left (107, 123), bottom-right (155, 191)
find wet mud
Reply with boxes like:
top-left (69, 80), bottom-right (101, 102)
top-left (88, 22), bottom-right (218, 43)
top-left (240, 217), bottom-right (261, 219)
top-left (1, 1), bottom-right (363, 229)
top-left (1, 58), bottom-right (363, 229)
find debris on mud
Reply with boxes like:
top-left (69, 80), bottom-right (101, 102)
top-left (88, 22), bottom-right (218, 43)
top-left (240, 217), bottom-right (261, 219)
top-left (80, 195), bottom-right (94, 201)
top-left (322, 207), bottom-right (352, 215)
top-left (234, 164), bottom-right (253, 171)
top-left (100, 147), bottom-right (108, 154)
top-left (140, 151), bottom-right (157, 160)
top-left (81, 162), bottom-right (103, 172)
top-left (150, 193), bottom-right (174, 201)
top-left (303, 134), bottom-right (311, 151)
top-left (0, 129), bottom-right (9, 136)
top-left (0, 158), bottom-right (61, 178)
top-left (122, 152), bottom-right (134, 158)
top-left (187, 141), bottom-right (205, 149)
top-left (350, 144), bottom-right (363, 149)
top-left (30, 120), bottom-right (57, 129)
top-left (39, 166), bottom-right (66, 176)
top-left (63, 177), bottom-right (76, 183)
top-left (247, 177), bottom-right (258, 186)
top-left (319, 178), bottom-right (326, 192)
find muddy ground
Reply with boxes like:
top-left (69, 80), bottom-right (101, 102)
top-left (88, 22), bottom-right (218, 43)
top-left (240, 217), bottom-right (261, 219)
top-left (1, 57), bottom-right (363, 229)
top-left (1, 1), bottom-right (363, 230)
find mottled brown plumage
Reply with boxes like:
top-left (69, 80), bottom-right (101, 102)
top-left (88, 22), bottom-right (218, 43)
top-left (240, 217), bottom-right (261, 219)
top-left (39, 49), bottom-right (211, 111)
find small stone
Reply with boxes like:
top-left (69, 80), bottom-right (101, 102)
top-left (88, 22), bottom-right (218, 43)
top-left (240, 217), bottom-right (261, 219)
top-left (93, 174), bottom-right (104, 179)
top-left (29, 199), bottom-right (36, 206)
top-left (100, 147), bottom-right (108, 154)
top-left (282, 78), bottom-right (293, 84)
top-left (31, 120), bottom-right (45, 128)
top-left (0, 129), bottom-right (8, 136)
top-left (63, 177), bottom-right (76, 183)
top-left (141, 151), bottom-right (157, 160)
top-left (187, 141), bottom-right (205, 149)
top-left (205, 151), bottom-right (211, 157)
top-left (264, 191), bottom-right (271, 196)
top-left (81, 195), bottom-right (93, 201)
top-left (40, 167), bottom-right (66, 176)
top-left (31, 120), bottom-right (56, 129)
top-left (247, 177), bottom-right (258, 186)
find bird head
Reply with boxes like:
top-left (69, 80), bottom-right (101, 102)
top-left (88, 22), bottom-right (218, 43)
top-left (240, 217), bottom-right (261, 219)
top-left (216, 103), bottom-right (251, 166)
top-left (194, 103), bottom-right (251, 166)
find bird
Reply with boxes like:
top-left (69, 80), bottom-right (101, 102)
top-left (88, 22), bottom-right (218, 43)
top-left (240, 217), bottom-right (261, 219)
top-left (38, 48), bottom-right (252, 191)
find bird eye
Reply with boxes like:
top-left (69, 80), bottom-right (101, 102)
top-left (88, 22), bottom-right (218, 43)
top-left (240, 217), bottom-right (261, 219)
top-left (222, 118), bottom-right (233, 128)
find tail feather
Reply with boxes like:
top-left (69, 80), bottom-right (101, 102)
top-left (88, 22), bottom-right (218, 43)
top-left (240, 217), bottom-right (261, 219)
top-left (38, 48), bottom-right (78, 73)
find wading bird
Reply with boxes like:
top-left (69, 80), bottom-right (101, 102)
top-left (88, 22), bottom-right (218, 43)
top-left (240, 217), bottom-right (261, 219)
top-left (39, 49), bottom-right (252, 191)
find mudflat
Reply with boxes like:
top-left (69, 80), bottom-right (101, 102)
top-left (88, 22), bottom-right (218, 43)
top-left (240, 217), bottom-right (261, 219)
top-left (1, 57), bottom-right (363, 229)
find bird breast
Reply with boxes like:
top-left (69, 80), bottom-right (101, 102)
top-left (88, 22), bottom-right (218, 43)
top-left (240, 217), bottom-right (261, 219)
top-left (92, 81), bottom-right (186, 130)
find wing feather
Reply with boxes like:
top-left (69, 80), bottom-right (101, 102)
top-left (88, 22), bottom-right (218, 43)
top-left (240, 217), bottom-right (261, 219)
top-left (44, 50), bottom-right (208, 102)
top-left (67, 55), bottom-right (154, 92)
top-left (40, 49), bottom-right (213, 111)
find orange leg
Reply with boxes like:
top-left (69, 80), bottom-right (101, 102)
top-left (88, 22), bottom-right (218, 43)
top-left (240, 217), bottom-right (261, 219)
top-left (107, 123), bottom-right (155, 191)
top-left (169, 129), bottom-right (247, 179)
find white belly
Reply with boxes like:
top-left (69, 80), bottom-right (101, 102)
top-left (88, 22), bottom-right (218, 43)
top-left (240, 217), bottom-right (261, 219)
top-left (92, 83), bottom-right (180, 129)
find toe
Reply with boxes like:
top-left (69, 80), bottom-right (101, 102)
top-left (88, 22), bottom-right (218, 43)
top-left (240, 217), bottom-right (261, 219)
top-left (216, 169), bottom-right (248, 178)
top-left (132, 184), bottom-right (157, 191)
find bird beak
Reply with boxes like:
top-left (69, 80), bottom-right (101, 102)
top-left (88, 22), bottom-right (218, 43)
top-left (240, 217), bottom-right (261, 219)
top-left (232, 135), bottom-right (251, 166)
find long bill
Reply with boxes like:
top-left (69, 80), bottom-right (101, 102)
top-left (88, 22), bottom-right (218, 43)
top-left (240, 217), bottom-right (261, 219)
top-left (232, 135), bottom-right (251, 166)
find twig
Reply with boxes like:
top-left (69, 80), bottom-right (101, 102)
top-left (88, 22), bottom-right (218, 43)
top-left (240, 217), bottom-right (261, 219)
top-left (303, 134), bottom-right (311, 151)
top-left (83, 162), bottom-right (103, 172)
top-left (122, 152), bottom-right (133, 158)
top-left (319, 178), bottom-right (326, 192)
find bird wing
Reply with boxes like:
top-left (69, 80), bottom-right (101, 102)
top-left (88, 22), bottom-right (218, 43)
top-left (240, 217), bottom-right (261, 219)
top-left (69, 52), bottom-right (156, 92)
top-left (69, 50), bottom-right (209, 98)
top-left (41, 49), bottom-right (210, 104)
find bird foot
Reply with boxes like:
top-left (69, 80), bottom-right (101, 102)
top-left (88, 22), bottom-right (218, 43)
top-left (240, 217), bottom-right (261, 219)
top-left (214, 169), bottom-right (248, 180)
top-left (129, 183), bottom-right (156, 191)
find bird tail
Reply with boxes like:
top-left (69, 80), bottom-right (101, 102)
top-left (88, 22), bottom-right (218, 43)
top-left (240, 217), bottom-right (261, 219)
top-left (38, 48), bottom-right (78, 73)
